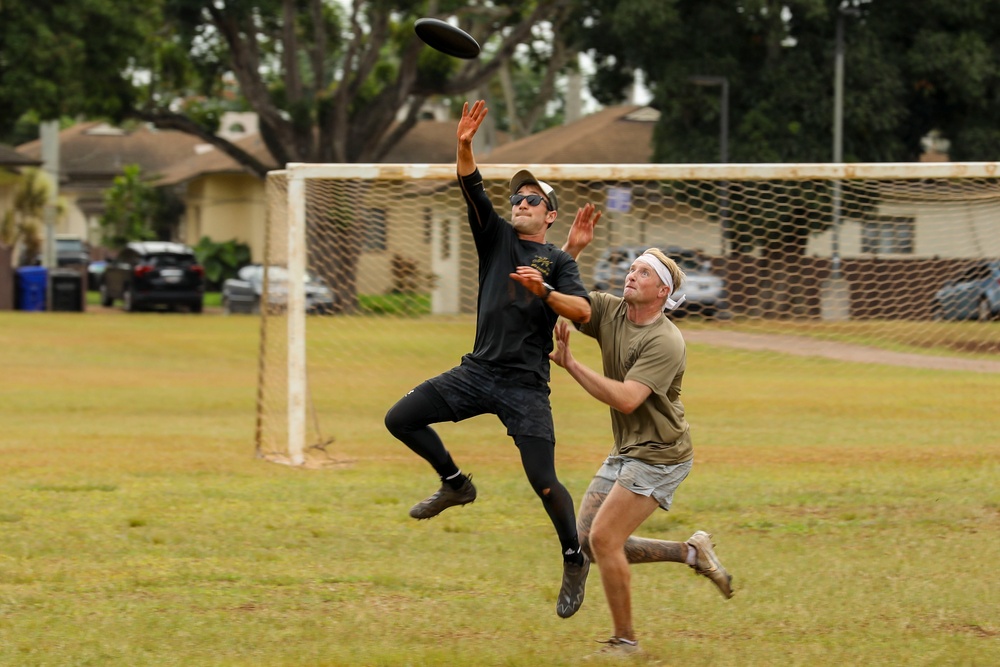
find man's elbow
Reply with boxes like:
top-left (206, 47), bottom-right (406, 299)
top-left (570, 300), bottom-right (591, 324)
top-left (617, 400), bottom-right (641, 415)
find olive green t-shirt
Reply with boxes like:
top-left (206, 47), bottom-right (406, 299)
top-left (578, 292), bottom-right (693, 465)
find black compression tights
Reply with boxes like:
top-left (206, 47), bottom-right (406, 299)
top-left (384, 385), bottom-right (459, 479)
top-left (516, 435), bottom-right (581, 559)
top-left (384, 387), bottom-right (581, 558)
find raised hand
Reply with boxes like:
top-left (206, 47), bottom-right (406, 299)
top-left (457, 100), bottom-right (488, 145)
top-left (563, 203), bottom-right (602, 260)
top-left (549, 320), bottom-right (575, 369)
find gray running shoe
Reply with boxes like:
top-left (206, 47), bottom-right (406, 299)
top-left (556, 552), bottom-right (591, 618)
top-left (408, 478), bottom-right (477, 520)
top-left (583, 637), bottom-right (642, 660)
top-left (687, 530), bottom-right (733, 599)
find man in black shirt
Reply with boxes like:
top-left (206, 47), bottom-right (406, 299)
top-left (385, 99), bottom-right (593, 618)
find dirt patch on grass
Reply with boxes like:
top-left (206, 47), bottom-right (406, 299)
top-left (685, 330), bottom-right (1000, 373)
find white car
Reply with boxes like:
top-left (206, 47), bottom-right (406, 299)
top-left (222, 264), bottom-right (337, 315)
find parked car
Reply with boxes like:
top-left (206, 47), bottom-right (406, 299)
top-left (55, 235), bottom-right (92, 268)
top-left (22, 235), bottom-right (91, 269)
top-left (221, 264), bottom-right (337, 315)
top-left (86, 260), bottom-right (107, 290)
top-left (932, 260), bottom-right (1000, 321)
top-left (100, 241), bottom-right (205, 313)
top-left (592, 245), bottom-right (727, 317)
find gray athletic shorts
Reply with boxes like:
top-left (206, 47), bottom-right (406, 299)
top-left (588, 455), bottom-right (693, 511)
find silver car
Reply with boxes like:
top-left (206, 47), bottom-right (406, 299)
top-left (592, 245), bottom-right (727, 317)
top-left (222, 264), bottom-right (337, 315)
top-left (933, 260), bottom-right (1000, 321)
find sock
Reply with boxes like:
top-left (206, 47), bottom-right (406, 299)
top-left (686, 542), bottom-right (698, 566)
top-left (563, 546), bottom-right (585, 567)
top-left (442, 470), bottom-right (467, 490)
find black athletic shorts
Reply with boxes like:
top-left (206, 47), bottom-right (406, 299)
top-left (425, 355), bottom-right (554, 442)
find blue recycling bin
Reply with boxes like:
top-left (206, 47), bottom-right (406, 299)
top-left (15, 266), bottom-right (47, 311)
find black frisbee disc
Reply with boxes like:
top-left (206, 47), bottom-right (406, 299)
top-left (415, 18), bottom-right (481, 59)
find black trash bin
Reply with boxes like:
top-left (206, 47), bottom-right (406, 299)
top-left (50, 269), bottom-right (85, 312)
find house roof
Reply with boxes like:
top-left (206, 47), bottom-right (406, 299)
top-left (154, 132), bottom-right (277, 186)
top-left (481, 105), bottom-right (658, 165)
top-left (0, 143), bottom-right (41, 167)
top-left (17, 122), bottom-right (206, 180)
top-left (11, 105), bottom-right (654, 186)
top-left (379, 121), bottom-right (459, 164)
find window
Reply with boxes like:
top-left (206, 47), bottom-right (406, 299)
top-left (363, 208), bottom-right (387, 252)
top-left (861, 216), bottom-right (914, 255)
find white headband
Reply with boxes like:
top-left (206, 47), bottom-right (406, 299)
top-left (634, 254), bottom-right (687, 311)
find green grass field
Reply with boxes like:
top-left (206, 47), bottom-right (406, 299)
top-left (0, 311), bottom-right (997, 666)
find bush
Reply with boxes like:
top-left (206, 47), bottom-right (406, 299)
top-left (193, 237), bottom-right (251, 290)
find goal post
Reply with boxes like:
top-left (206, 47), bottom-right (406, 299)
top-left (257, 161), bottom-right (1000, 465)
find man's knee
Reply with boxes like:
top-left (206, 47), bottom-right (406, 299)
top-left (383, 402), bottom-right (408, 436)
top-left (589, 526), bottom-right (619, 560)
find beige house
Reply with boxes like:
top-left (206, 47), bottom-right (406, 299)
top-left (17, 122), bottom-right (206, 250)
top-left (155, 130), bottom-right (277, 260)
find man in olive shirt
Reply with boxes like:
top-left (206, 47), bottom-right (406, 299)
top-left (552, 208), bottom-right (734, 657)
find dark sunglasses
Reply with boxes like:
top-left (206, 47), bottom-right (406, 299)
top-left (509, 193), bottom-right (551, 210)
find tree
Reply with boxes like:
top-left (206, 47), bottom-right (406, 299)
top-left (99, 165), bottom-right (159, 250)
top-left (569, 0), bottom-right (1000, 164)
top-left (131, 0), bottom-right (578, 177)
top-left (3, 1), bottom-right (578, 175)
top-left (0, 0), bottom-right (157, 140)
top-left (0, 168), bottom-right (47, 266)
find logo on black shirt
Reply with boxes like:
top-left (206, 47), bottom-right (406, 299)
top-left (531, 256), bottom-right (553, 278)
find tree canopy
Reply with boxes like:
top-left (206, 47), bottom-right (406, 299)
top-left (2, 0), bottom-right (577, 176)
top-left (569, 0), bottom-right (1000, 163)
top-left (5, 0), bottom-right (1000, 171)
top-left (0, 0), bottom-right (156, 137)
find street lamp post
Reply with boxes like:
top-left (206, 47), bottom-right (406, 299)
top-left (832, 5), bottom-right (860, 275)
top-left (689, 75), bottom-right (730, 254)
top-left (823, 4), bottom-right (860, 320)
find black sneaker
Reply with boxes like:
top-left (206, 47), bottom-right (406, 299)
top-left (556, 552), bottom-right (590, 618)
top-left (408, 478), bottom-right (477, 520)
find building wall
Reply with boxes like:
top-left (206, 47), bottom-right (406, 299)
top-left (181, 173), bottom-right (267, 259)
top-left (808, 200), bottom-right (1000, 259)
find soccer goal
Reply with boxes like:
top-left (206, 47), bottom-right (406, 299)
top-left (257, 162), bottom-right (1000, 465)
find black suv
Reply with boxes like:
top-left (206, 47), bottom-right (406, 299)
top-left (100, 241), bottom-right (205, 313)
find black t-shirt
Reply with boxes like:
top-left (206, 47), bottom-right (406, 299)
top-left (458, 169), bottom-right (589, 384)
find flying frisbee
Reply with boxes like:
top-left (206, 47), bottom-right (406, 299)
top-left (415, 18), bottom-right (481, 59)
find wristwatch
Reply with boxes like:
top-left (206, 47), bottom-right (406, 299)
top-left (541, 282), bottom-right (555, 301)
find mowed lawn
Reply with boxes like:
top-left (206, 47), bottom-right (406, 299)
top-left (0, 311), bottom-right (997, 667)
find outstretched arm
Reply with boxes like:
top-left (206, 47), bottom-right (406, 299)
top-left (457, 100), bottom-right (488, 177)
top-left (562, 203), bottom-right (602, 260)
top-left (550, 321), bottom-right (651, 413)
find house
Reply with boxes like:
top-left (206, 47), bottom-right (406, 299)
top-left (154, 129), bottom-right (277, 260)
top-left (16, 122), bottom-right (206, 250)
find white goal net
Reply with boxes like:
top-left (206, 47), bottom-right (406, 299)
top-left (257, 162), bottom-right (1000, 465)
